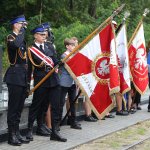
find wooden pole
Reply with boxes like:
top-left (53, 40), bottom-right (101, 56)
top-left (127, 17), bottom-right (144, 49)
top-left (29, 4), bottom-right (125, 95)
top-left (127, 8), bottom-right (149, 48)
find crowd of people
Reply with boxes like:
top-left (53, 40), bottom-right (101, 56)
top-left (3, 14), bottom-right (150, 146)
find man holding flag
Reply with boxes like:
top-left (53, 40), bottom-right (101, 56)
top-left (26, 25), bottom-right (67, 142)
top-left (64, 22), bottom-right (120, 119)
top-left (27, 4), bottom-right (125, 120)
top-left (128, 9), bottom-right (149, 96)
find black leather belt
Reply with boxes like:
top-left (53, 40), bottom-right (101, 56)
top-left (10, 64), bottom-right (28, 69)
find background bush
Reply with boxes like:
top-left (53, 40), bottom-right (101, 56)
top-left (0, 0), bottom-right (150, 72)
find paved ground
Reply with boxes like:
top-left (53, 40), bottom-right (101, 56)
top-left (0, 103), bottom-right (150, 150)
top-left (0, 89), bottom-right (149, 150)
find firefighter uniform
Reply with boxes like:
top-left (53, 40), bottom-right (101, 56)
top-left (26, 25), bottom-right (67, 142)
top-left (4, 15), bottom-right (29, 146)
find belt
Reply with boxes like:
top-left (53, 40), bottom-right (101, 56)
top-left (34, 66), bottom-right (51, 73)
top-left (10, 64), bottom-right (28, 69)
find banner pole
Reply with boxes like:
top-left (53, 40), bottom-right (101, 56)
top-left (29, 4), bottom-right (125, 95)
top-left (128, 8), bottom-right (149, 48)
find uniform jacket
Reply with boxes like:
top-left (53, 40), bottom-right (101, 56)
top-left (4, 29), bottom-right (28, 87)
top-left (28, 42), bottom-right (60, 88)
top-left (59, 51), bottom-right (74, 87)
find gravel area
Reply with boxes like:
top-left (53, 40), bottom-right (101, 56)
top-left (73, 119), bottom-right (150, 150)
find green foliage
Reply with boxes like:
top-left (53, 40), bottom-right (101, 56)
top-left (144, 24), bottom-right (150, 43)
top-left (0, 0), bottom-right (150, 70)
top-left (53, 21), bottom-right (93, 56)
top-left (2, 50), bottom-right (9, 73)
top-left (0, 26), bottom-right (7, 47)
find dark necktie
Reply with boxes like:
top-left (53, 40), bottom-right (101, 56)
top-left (40, 45), bottom-right (44, 51)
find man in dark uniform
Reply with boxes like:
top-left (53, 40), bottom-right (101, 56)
top-left (34, 22), bottom-right (56, 135)
top-left (26, 25), bottom-right (67, 142)
top-left (4, 15), bottom-right (30, 146)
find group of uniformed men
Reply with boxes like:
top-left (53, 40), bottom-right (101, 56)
top-left (4, 14), bottom-right (86, 146)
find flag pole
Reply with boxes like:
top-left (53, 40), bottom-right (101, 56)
top-left (128, 8), bottom-right (149, 48)
top-left (115, 11), bottom-right (130, 34)
top-left (29, 4), bottom-right (125, 95)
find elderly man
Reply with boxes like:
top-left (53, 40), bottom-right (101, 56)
top-left (26, 25), bottom-right (67, 142)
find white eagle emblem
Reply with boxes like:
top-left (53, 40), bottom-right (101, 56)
top-left (97, 59), bottom-right (109, 76)
top-left (135, 48), bottom-right (147, 70)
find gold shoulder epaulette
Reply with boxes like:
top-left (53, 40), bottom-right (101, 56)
top-left (7, 34), bottom-right (15, 42)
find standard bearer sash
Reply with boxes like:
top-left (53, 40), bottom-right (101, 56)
top-left (29, 46), bottom-right (54, 69)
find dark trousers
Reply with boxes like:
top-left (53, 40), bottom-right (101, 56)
top-left (60, 84), bottom-right (76, 120)
top-left (148, 96), bottom-right (150, 109)
top-left (131, 82), bottom-right (141, 106)
top-left (148, 74), bottom-right (150, 109)
top-left (28, 85), bottom-right (61, 127)
top-left (7, 84), bottom-right (27, 126)
top-left (134, 91), bottom-right (141, 106)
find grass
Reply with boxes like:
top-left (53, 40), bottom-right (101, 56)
top-left (73, 120), bottom-right (150, 150)
top-left (137, 127), bottom-right (146, 135)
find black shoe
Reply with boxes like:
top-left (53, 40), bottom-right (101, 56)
top-left (8, 132), bottom-right (22, 146)
top-left (70, 122), bottom-right (82, 130)
top-left (148, 108), bottom-right (150, 112)
top-left (91, 112), bottom-right (98, 120)
top-left (84, 115), bottom-right (97, 122)
top-left (105, 114), bottom-right (115, 118)
top-left (36, 126), bottom-right (50, 136)
top-left (16, 131), bottom-right (30, 144)
top-left (128, 108), bottom-right (136, 114)
top-left (42, 124), bottom-right (52, 134)
top-left (26, 129), bottom-right (33, 141)
top-left (50, 130), bottom-right (67, 142)
top-left (8, 137), bottom-right (22, 146)
top-left (116, 110), bottom-right (129, 116)
top-left (67, 117), bottom-right (81, 126)
top-left (137, 106), bottom-right (142, 110)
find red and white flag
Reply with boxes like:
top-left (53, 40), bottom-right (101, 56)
top-left (116, 24), bottom-right (131, 94)
top-left (128, 23), bottom-right (148, 94)
top-left (65, 24), bottom-right (120, 119)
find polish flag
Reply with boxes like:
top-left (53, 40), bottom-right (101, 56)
top-left (65, 24), bottom-right (120, 119)
top-left (116, 24), bottom-right (131, 94)
top-left (128, 23), bottom-right (148, 94)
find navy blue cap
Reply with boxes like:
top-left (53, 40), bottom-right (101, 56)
top-left (31, 25), bottom-right (46, 34)
top-left (10, 15), bottom-right (26, 25)
top-left (41, 22), bottom-right (50, 30)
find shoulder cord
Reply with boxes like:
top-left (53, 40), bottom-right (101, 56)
top-left (7, 48), bottom-right (27, 65)
top-left (28, 47), bottom-right (44, 67)
top-left (6, 46), bottom-right (17, 65)
top-left (6, 34), bottom-right (26, 65)
top-left (6, 34), bottom-right (17, 65)
top-left (18, 48), bottom-right (26, 59)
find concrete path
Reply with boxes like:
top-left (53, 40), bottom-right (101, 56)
top-left (0, 104), bottom-right (150, 150)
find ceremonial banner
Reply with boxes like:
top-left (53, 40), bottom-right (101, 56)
top-left (116, 24), bottom-right (131, 94)
top-left (128, 23), bottom-right (148, 94)
top-left (65, 24), bottom-right (120, 119)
